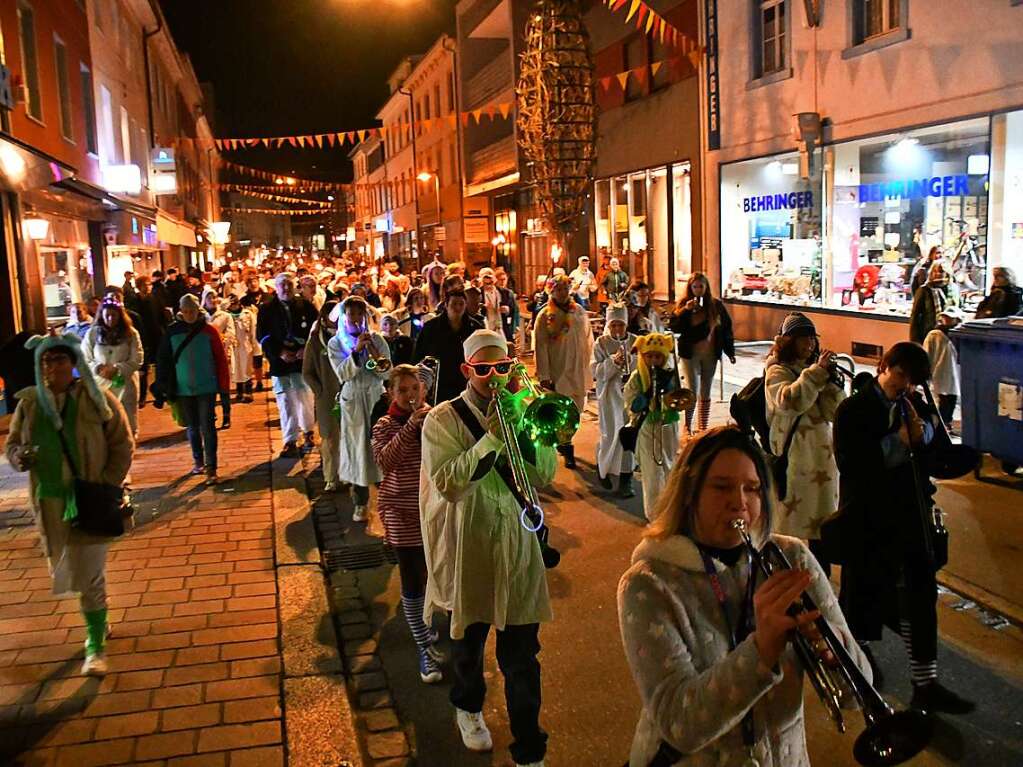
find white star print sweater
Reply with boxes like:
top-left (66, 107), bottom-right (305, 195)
top-left (617, 532), bottom-right (869, 767)
top-left (765, 361), bottom-right (846, 539)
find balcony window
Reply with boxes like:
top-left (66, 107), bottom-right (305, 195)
top-left (54, 37), bottom-right (73, 140)
top-left (17, 2), bottom-right (42, 121)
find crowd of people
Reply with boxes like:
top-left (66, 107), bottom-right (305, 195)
top-left (3, 248), bottom-right (1013, 767)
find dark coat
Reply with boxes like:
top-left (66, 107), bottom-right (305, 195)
top-left (831, 381), bottom-right (937, 641)
top-left (669, 298), bottom-right (735, 360)
top-left (412, 312), bottom-right (483, 404)
top-left (131, 294), bottom-right (166, 360)
top-left (975, 285), bottom-right (1022, 319)
top-left (909, 285), bottom-right (949, 344)
top-left (256, 296), bottom-right (318, 378)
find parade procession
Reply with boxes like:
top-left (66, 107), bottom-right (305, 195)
top-left (0, 1), bottom-right (1021, 766)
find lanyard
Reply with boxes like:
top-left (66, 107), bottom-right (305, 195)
top-left (699, 548), bottom-right (758, 758)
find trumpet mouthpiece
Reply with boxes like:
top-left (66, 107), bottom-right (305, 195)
top-left (730, 519), bottom-right (748, 533)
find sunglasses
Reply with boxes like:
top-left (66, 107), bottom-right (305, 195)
top-left (467, 359), bottom-right (515, 377)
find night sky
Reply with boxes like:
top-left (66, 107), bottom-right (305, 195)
top-left (160, 0), bottom-right (459, 181)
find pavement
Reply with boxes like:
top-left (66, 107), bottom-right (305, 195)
top-left (0, 346), bottom-right (1020, 767)
top-left (0, 390), bottom-right (358, 767)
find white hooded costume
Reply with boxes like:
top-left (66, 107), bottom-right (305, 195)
top-left (590, 303), bottom-right (636, 479)
top-left (326, 299), bottom-right (390, 488)
top-left (226, 303), bottom-right (256, 384)
top-left (532, 280), bottom-right (593, 414)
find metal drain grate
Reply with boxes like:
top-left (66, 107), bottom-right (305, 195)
top-left (322, 542), bottom-right (398, 572)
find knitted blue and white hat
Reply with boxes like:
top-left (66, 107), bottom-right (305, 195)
top-left (25, 330), bottom-right (111, 430)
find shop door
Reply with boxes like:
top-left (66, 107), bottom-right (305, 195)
top-left (522, 233), bottom-right (551, 294)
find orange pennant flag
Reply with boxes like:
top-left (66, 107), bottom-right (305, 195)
top-left (357, 130), bottom-right (367, 142)
top-left (616, 72), bottom-right (629, 90)
top-left (687, 48), bottom-right (702, 69)
top-left (634, 66), bottom-right (647, 86)
top-left (600, 76), bottom-right (612, 91)
top-left (461, 113), bottom-right (470, 127)
top-left (637, 5), bottom-right (648, 29)
top-left (327, 133), bottom-right (336, 148)
top-left (472, 109), bottom-right (483, 124)
top-left (651, 61), bottom-right (662, 79)
top-left (499, 102), bottom-right (511, 119)
top-left (336, 132), bottom-right (346, 145)
top-left (484, 104), bottom-right (497, 120)
top-left (645, 10), bottom-right (656, 34)
top-left (625, 0), bottom-right (641, 23)
top-left (315, 134), bottom-right (324, 148)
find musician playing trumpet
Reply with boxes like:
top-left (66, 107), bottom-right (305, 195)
top-left (420, 329), bottom-right (555, 766)
top-left (618, 426), bottom-right (871, 767)
top-left (591, 303), bottom-right (638, 497)
top-left (327, 296), bottom-right (390, 522)
top-left (624, 333), bottom-right (685, 521)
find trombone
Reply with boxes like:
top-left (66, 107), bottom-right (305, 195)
top-left (488, 362), bottom-right (580, 531)
top-left (731, 519), bottom-right (932, 766)
top-left (417, 356), bottom-right (441, 405)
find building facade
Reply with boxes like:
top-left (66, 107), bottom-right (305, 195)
top-left (701, 0), bottom-right (1023, 353)
top-left (585, 0), bottom-right (702, 302)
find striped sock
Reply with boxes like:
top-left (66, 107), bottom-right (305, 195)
top-left (900, 619), bottom-right (937, 685)
top-left (697, 399), bottom-right (711, 432)
top-left (684, 405), bottom-right (695, 433)
top-left (401, 595), bottom-right (433, 650)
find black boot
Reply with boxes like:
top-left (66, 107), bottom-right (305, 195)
top-left (910, 681), bottom-right (975, 715)
top-left (561, 444), bottom-right (577, 469)
top-left (859, 643), bottom-right (884, 691)
top-left (618, 472), bottom-right (635, 498)
top-left (243, 381), bottom-right (254, 403)
top-left (598, 472), bottom-right (613, 490)
top-left (235, 383), bottom-right (245, 403)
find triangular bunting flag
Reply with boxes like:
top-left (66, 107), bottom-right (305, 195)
top-left (498, 102), bottom-right (511, 119)
top-left (484, 104), bottom-right (497, 119)
top-left (687, 48), bottom-right (702, 69)
top-left (461, 113), bottom-right (470, 126)
top-left (637, 5), bottom-right (648, 28)
top-left (315, 135), bottom-right (323, 148)
top-left (357, 130), bottom-right (367, 142)
top-left (600, 76), bottom-right (612, 91)
top-left (327, 133), bottom-right (335, 148)
top-left (336, 132), bottom-right (346, 145)
top-left (625, 0), bottom-right (640, 22)
top-left (634, 66), bottom-right (647, 86)
top-left (645, 10), bottom-right (656, 34)
top-left (616, 72), bottom-right (629, 90)
top-left (472, 109), bottom-right (483, 123)
top-left (651, 61), bottom-right (662, 78)
top-left (288, 137), bottom-right (298, 147)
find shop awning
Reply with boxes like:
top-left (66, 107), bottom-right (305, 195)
top-left (157, 212), bottom-right (198, 247)
top-left (0, 132), bottom-right (75, 192)
top-left (52, 177), bottom-right (159, 225)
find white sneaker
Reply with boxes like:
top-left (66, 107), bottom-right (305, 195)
top-left (455, 708), bottom-right (493, 752)
top-left (517, 762), bottom-right (545, 767)
top-left (81, 653), bottom-right (108, 676)
top-left (352, 505), bottom-right (368, 522)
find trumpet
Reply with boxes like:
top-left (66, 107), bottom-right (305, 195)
top-left (617, 336), bottom-right (632, 385)
top-left (417, 356), bottom-right (441, 405)
top-left (730, 519), bottom-right (932, 766)
top-left (652, 352), bottom-right (695, 466)
top-left (355, 325), bottom-right (391, 372)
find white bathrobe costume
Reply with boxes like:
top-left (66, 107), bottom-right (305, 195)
top-left (533, 297), bottom-right (593, 414)
top-left (81, 324), bottom-right (144, 436)
top-left (591, 330), bottom-right (637, 478)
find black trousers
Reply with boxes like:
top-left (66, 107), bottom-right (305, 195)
top-left (393, 545), bottom-right (427, 598)
top-left (876, 557), bottom-right (938, 666)
top-left (937, 394), bottom-right (957, 427)
top-left (450, 622), bottom-right (547, 764)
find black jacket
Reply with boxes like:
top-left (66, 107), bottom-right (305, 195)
top-left (131, 294), bottom-right (166, 359)
top-left (412, 312), bottom-right (483, 404)
top-left (256, 296), bottom-right (318, 377)
top-left (975, 285), bottom-right (1022, 319)
top-left (669, 299), bottom-right (735, 360)
top-left (385, 334), bottom-right (414, 366)
top-left (831, 381), bottom-right (938, 640)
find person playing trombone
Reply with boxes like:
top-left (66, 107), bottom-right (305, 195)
top-left (591, 303), bottom-right (637, 497)
top-left (327, 296), bottom-right (390, 522)
top-left (618, 426), bottom-right (873, 767)
top-left (420, 329), bottom-right (556, 767)
top-left (624, 333), bottom-right (685, 521)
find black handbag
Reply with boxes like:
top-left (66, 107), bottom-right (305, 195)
top-left (921, 384), bottom-right (980, 480)
top-left (768, 414), bottom-right (802, 499)
top-left (55, 403), bottom-right (128, 538)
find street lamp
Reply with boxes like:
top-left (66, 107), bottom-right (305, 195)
top-left (416, 170), bottom-right (441, 263)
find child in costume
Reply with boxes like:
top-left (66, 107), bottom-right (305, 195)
top-left (590, 303), bottom-right (637, 497)
top-left (623, 332), bottom-right (683, 521)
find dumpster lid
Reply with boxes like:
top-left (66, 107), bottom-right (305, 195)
top-left (953, 316), bottom-right (1023, 339)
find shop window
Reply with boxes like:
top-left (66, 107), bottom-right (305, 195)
top-left (753, 0), bottom-right (787, 79)
top-left (844, 0), bottom-right (909, 58)
top-left (989, 110), bottom-right (1023, 285)
top-left (54, 37), bottom-right (73, 141)
top-left (623, 36), bottom-right (645, 102)
top-left (17, 2), bottom-right (42, 122)
top-left (672, 163), bottom-right (693, 297)
top-left (80, 64), bottom-right (98, 154)
top-left (594, 178), bottom-right (611, 251)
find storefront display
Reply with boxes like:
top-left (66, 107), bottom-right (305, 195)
top-left (27, 216), bottom-right (96, 323)
top-left (593, 161), bottom-right (692, 301)
top-left (719, 115), bottom-right (1019, 318)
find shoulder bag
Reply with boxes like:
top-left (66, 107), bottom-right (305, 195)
top-left (55, 399), bottom-right (128, 537)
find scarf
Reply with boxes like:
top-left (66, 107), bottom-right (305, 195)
top-left (541, 298), bottom-right (578, 341)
